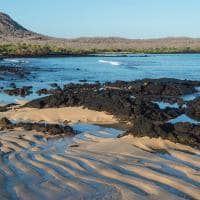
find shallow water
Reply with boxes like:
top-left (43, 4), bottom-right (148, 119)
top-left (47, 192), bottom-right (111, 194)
top-left (182, 87), bottom-right (200, 101)
top-left (46, 123), bottom-right (123, 154)
top-left (1, 54), bottom-right (200, 104)
top-left (169, 114), bottom-right (200, 124)
top-left (153, 101), bottom-right (180, 109)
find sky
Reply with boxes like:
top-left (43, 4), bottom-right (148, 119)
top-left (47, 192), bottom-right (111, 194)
top-left (0, 0), bottom-right (200, 39)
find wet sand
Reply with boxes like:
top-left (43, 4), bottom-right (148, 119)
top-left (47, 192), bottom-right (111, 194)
top-left (0, 106), bottom-right (200, 199)
top-left (0, 128), bottom-right (199, 200)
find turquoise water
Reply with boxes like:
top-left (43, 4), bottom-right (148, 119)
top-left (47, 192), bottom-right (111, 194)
top-left (1, 54), bottom-right (200, 104)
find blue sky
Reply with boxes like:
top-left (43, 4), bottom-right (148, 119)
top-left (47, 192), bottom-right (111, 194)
top-left (0, 0), bottom-right (199, 39)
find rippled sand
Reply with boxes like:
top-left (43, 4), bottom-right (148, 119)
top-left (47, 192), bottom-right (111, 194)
top-left (0, 126), bottom-right (199, 200)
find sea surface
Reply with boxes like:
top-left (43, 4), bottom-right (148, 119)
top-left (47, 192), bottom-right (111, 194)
top-left (1, 53), bottom-right (200, 104)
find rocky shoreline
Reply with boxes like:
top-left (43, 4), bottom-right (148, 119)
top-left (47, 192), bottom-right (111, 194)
top-left (1, 78), bottom-right (199, 148)
top-left (186, 97), bottom-right (200, 120)
top-left (0, 117), bottom-right (75, 137)
top-left (0, 65), bottom-right (30, 80)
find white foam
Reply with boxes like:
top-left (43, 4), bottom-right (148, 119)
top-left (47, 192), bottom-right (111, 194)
top-left (4, 59), bottom-right (20, 63)
top-left (98, 60), bottom-right (121, 66)
top-left (3, 59), bottom-right (29, 64)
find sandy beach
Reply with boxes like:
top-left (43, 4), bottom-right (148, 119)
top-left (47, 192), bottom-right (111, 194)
top-left (1, 106), bottom-right (119, 125)
top-left (0, 106), bottom-right (200, 200)
top-left (0, 128), bottom-right (199, 200)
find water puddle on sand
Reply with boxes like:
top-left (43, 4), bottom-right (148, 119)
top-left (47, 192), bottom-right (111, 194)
top-left (20, 123), bottom-right (123, 155)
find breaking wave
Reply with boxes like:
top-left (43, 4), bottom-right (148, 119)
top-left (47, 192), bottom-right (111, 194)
top-left (3, 59), bottom-right (29, 64)
top-left (99, 59), bottom-right (121, 66)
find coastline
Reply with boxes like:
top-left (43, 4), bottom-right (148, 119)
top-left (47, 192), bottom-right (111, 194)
top-left (0, 53), bottom-right (200, 199)
top-left (2, 51), bottom-right (200, 59)
top-left (2, 49), bottom-right (200, 60)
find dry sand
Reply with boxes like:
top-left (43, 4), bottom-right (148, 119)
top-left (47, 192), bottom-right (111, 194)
top-left (1, 106), bottom-right (118, 125)
top-left (0, 106), bottom-right (200, 199)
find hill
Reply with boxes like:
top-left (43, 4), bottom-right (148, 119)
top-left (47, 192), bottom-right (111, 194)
top-left (0, 12), bottom-right (43, 39)
top-left (1, 12), bottom-right (200, 56)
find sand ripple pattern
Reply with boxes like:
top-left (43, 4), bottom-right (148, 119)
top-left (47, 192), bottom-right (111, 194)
top-left (0, 129), bottom-right (200, 200)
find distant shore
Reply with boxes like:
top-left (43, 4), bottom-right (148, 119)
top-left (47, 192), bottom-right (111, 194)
top-left (1, 43), bottom-right (200, 59)
top-left (2, 51), bottom-right (200, 60)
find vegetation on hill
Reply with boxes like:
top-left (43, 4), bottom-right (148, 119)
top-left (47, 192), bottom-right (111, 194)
top-left (1, 43), bottom-right (200, 57)
top-left (0, 43), bottom-right (91, 57)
